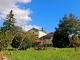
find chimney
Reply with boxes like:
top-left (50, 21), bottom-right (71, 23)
top-left (42, 28), bottom-right (44, 31)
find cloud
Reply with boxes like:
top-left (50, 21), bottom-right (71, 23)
top-left (22, 25), bottom-right (42, 31)
top-left (0, 0), bottom-right (41, 31)
top-left (0, 0), bottom-right (32, 25)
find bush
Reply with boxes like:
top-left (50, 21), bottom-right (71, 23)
top-left (11, 34), bottom-right (32, 50)
top-left (20, 37), bottom-right (32, 50)
top-left (11, 34), bottom-right (22, 48)
top-left (0, 39), bottom-right (9, 51)
top-left (70, 34), bottom-right (80, 52)
top-left (0, 33), bottom-right (9, 51)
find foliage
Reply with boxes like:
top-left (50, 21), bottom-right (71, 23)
top-left (70, 34), bottom-right (80, 51)
top-left (52, 33), bottom-right (70, 48)
top-left (20, 37), bottom-right (32, 50)
top-left (0, 30), bottom-right (11, 51)
top-left (26, 31), bottom-right (38, 43)
top-left (55, 14), bottom-right (80, 36)
top-left (11, 34), bottom-right (32, 50)
top-left (11, 34), bottom-right (22, 48)
top-left (0, 10), bottom-right (22, 50)
top-left (2, 10), bottom-right (16, 32)
top-left (52, 14), bottom-right (80, 48)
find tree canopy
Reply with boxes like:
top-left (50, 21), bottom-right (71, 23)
top-left (55, 14), bottom-right (80, 36)
top-left (25, 31), bottom-right (38, 43)
top-left (52, 13), bottom-right (80, 48)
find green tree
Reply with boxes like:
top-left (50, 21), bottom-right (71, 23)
top-left (26, 31), bottom-right (38, 43)
top-left (55, 14), bottom-right (80, 36)
top-left (52, 14), bottom-right (80, 48)
top-left (2, 10), bottom-right (16, 32)
top-left (1, 10), bottom-right (20, 36)
top-left (11, 34), bottom-right (22, 48)
top-left (20, 37), bottom-right (32, 50)
top-left (0, 30), bottom-right (11, 51)
top-left (1, 10), bottom-right (21, 46)
top-left (11, 34), bottom-right (32, 50)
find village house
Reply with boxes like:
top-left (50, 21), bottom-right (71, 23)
top-left (40, 32), bottom-right (54, 47)
top-left (28, 27), bottom-right (47, 38)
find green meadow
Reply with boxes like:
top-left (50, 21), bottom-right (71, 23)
top-left (2, 47), bottom-right (80, 60)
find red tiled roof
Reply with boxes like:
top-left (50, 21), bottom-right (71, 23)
top-left (45, 32), bottom-right (54, 37)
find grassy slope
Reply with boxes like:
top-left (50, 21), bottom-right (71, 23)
top-left (3, 47), bottom-right (80, 60)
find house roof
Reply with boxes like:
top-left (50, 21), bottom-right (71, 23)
top-left (42, 32), bottom-right (54, 37)
top-left (45, 32), bottom-right (54, 37)
top-left (28, 27), bottom-right (47, 33)
top-left (39, 32), bottom-right (54, 39)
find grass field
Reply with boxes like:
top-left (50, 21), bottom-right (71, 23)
top-left (2, 47), bottom-right (80, 60)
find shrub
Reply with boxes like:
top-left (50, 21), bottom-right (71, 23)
top-left (11, 34), bottom-right (22, 48)
top-left (20, 37), bottom-right (32, 50)
top-left (11, 34), bottom-right (32, 50)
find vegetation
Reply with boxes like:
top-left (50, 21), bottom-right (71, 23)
top-left (1, 10), bottom-right (16, 33)
top-left (11, 34), bottom-right (22, 49)
top-left (0, 32), bottom-right (8, 51)
top-left (21, 37), bottom-right (32, 50)
top-left (52, 14), bottom-right (80, 48)
top-left (52, 34), bottom-right (70, 48)
top-left (0, 10), bottom-right (24, 51)
top-left (26, 31), bottom-right (38, 43)
top-left (3, 48), bottom-right (80, 60)
top-left (1, 10), bottom-right (80, 60)
top-left (11, 34), bottom-right (32, 50)
top-left (25, 31), bottom-right (38, 46)
top-left (70, 34), bottom-right (80, 51)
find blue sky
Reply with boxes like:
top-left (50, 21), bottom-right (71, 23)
top-left (0, 0), bottom-right (80, 33)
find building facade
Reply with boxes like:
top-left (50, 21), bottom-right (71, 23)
top-left (28, 27), bottom-right (47, 38)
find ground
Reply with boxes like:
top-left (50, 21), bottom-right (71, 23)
top-left (1, 47), bottom-right (80, 60)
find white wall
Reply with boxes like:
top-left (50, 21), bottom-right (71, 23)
top-left (38, 31), bottom-right (47, 38)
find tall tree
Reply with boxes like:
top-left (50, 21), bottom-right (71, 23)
top-left (2, 10), bottom-right (16, 32)
top-left (0, 10), bottom-right (21, 50)
top-left (55, 14), bottom-right (80, 36)
top-left (1, 10), bottom-right (21, 40)
top-left (52, 13), bottom-right (80, 48)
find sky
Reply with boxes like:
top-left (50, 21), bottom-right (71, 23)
top-left (0, 0), bottom-right (80, 33)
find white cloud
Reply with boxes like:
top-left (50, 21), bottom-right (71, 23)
top-left (0, 0), bottom-right (41, 31)
top-left (0, 0), bottom-right (32, 25)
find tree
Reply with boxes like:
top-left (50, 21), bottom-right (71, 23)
top-left (52, 33), bottom-right (70, 48)
top-left (52, 14), bottom-right (80, 48)
top-left (2, 10), bottom-right (16, 32)
top-left (0, 10), bottom-right (21, 46)
top-left (26, 31), bottom-right (38, 43)
top-left (20, 37), bottom-right (32, 50)
top-left (0, 30), bottom-right (11, 51)
top-left (0, 10), bottom-right (17, 50)
top-left (11, 34), bottom-right (32, 50)
top-left (11, 34), bottom-right (22, 48)
top-left (70, 34), bottom-right (80, 52)
top-left (0, 10), bottom-right (21, 36)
